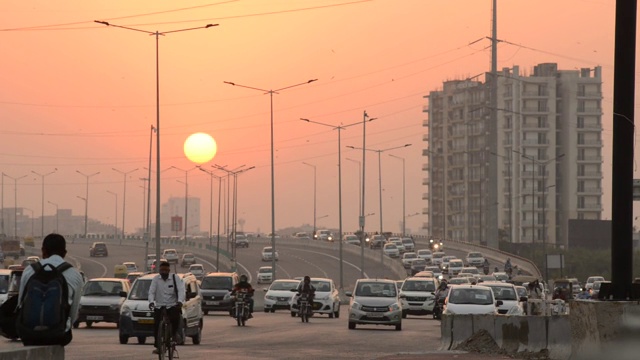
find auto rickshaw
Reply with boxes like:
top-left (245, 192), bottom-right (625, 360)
top-left (552, 279), bottom-right (573, 301)
top-left (114, 264), bottom-right (128, 279)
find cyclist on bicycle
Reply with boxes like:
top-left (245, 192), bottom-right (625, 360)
top-left (149, 261), bottom-right (185, 355)
top-left (230, 274), bottom-right (255, 318)
top-left (296, 275), bottom-right (316, 306)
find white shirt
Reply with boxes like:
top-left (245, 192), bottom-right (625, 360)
top-left (148, 274), bottom-right (186, 307)
top-left (18, 255), bottom-right (85, 332)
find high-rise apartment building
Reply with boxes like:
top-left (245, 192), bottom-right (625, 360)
top-left (422, 63), bottom-right (603, 248)
top-left (161, 196), bottom-right (201, 235)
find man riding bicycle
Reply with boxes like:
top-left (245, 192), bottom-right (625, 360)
top-left (148, 261), bottom-right (185, 355)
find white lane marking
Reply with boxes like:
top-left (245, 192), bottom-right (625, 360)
top-left (281, 248), bottom-right (369, 279)
top-left (72, 255), bottom-right (108, 278)
top-left (236, 261), bottom-right (252, 283)
top-left (195, 256), bottom-right (218, 272)
top-left (281, 252), bottom-right (328, 278)
top-left (277, 263), bottom-right (291, 279)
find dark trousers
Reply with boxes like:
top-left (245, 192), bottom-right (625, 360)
top-left (22, 330), bottom-right (72, 347)
top-left (153, 307), bottom-right (181, 348)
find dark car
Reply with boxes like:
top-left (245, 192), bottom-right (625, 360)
top-left (181, 253), bottom-right (196, 267)
top-left (74, 278), bottom-right (130, 328)
top-left (89, 242), bottom-right (109, 257)
top-left (200, 272), bottom-right (238, 315)
top-left (410, 259), bottom-right (428, 276)
top-left (234, 235), bottom-right (249, 248)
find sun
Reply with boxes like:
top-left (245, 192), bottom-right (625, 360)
top-left (184, 132), bottom-right (217, 164)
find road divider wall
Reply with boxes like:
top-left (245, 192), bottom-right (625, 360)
top-left (0, 345), bottom-right (64, 360)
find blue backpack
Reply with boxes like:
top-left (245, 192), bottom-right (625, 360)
top-left (16, 262), bottom-right (72, 345)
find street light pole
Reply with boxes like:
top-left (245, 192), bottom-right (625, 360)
top-left (48, 201), bottom-right (59, 233)
top-left (96, 20), bottom-right (218, 273)
top-left (389, 154), bottom-right (406, 237)
top-left (76, 196), bottom-right (87, 239)
top-left (107, 191), bottom-right (118, 240)
top-left (4, 174), bottom-right (27, 240)
top-left (113, 168), bottom-right (138, 244)
top-left (31, 169), bottom-right (57, 239)
top-left (346, 158), bottom-right (362, 222)
top-left (170, 166), bottom-right (198, 249)
top-left (23, 208), bottom-right (34, 237)
top-left (76, 171), bottom-right (100, 239)
top-left (199, 167), bottom-right (223, 270)
top-left (224, 79), bottom-right (317, 282)
top-left (302, 162), bottom-right (317, 239)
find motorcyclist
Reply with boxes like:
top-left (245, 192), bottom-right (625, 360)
top-left (295, 276), bottom-right (316, 310)
top-left (483, 259), bottom-right (490, 275)
top-left (433, 279), bottom-right (449, 318)
top-left (230, 274), bottom-right (254, 318)
top-left (504, 258), bottom-right (513, 276)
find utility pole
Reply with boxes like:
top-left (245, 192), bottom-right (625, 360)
top-left (486, 0), bottom-right (499, 248)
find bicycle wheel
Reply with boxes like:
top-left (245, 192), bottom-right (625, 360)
top-left (157, 321), bottom-right (167, 360)
top-left (165, 320), bottom-right (173, 360)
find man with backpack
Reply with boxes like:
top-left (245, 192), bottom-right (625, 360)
top-left (17, 233), bottom-right (84, 346)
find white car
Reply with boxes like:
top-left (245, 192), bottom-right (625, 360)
top-left (0, 269), bottom-right (11, 305)
top-left (432, 252), bottom-right (445, 266)
top-left (399, 277), bottom-right (438, 318)
top-left (493, 272), bottom-right (509, 282)
top-left (256, 266), bottom-right (273, 284)
top-left (465, 252), bottom-right (485, 267)
top-left (390, 238), bottom-right (406, 253)
top-left (123, 262), bottom-right (137, 273)
top-left (261, 246), bottom-right (279, 262)
top-left (316, 229), bottom-right (334, 241)
top-left (343, 234), bottom-right (361, 246)
top-left (290, 278), bottom-right (341, 318)
top-left (162, 249), bottom-right (179, 264)
top-left (401, 252), bottom-right (418, 269)
top-left (426, 265), bottom-right (443, 279)
top-left (445, 259), bottom-right (464, 276)
top-left (585, 276), bottom-right (605, 291)
top-left (263, 279), bottom-right (300, 313)
top-left (481, 282), bottom-right (524, 315)
top-left (416, 249), bottom-right (433, 264)
top-left (383, 243), bottom-right (400, 258)
top-left (444, 285), bottom-right (500, 315)
top-left (401, 238), bottom-right (415, 252)
top-left (461, 267), bottom-right (480, 278)
top-left (188, 264), bottom-right (205, 281)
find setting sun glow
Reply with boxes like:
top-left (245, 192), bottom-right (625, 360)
top-left (184, 132), bottom-right (217, 164)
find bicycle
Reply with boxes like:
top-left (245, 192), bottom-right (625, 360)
top-left (152, 304), bottom-right (178, 360)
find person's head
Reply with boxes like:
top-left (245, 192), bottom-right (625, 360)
top-left (303, 276), bottom-right (311, 284)
top-left (239, 274), bottom-right (248, 283)
top-left (41, 233), bottom-right (67, 259)
top-left (159, 261), bottom-right (171, 280)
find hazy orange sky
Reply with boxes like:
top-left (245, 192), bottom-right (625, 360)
top-left (0, 0), bottom-right (632, 236)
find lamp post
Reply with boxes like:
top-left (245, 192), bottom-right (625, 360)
top-left (301, 117), bottom-right (370, 289)
top-left (48, 201), bottom-right (59, 233)
top-left (231, 166), bottom-right (255, 267)
top-left (95, 20), bottom-right (218, 273)
top-left (224, 78), bottom-right (317, 282)
top-left (4, 174), bottom-right (27, 240)
top-left (199, 167), bottom-right (223, 270)
top-left (31, 168), bottom-right (57, 239)
top-left (169, 166), bottom-right (198, 248)
top-left (113, 168), bottom-right (138, 244)
top-left (213, 164), bottom-right (246, 252)
top-left (76, 196), bottom-right (87, 239)
top-left (388, 154), bottom-right (406, 237)
top-left (76, 171), bottom-right (100, 239)
top-left (346, 158), bottom-right (362, 223)
top-left (107, 191), bottom-right (118, 240)
top-left (302, 162), bottom-right (317, 239)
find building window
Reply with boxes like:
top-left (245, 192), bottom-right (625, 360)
top-left (577, 116), bottom-right (585, 128)
top-left (578, 133), bottom-right (585, 145)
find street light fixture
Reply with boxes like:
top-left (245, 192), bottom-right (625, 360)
top-left (113, 167), bottom-right (138, 244)
top-left (76, 171), bottom-right (100, 239)
top-left (225, 78), bottom-right (317, 282)
top-left (95, 20), bottom-right (218, 273)
top-left (301, 162), bottom-right (317, 239)
top-left (388, 154), bottom-right (406, 237)
top-left (31, 168), bottom-right (57, 239)
top-left (48, 201), bottom-right (59, 233)
top-left (106, 191), bottom-right (118, 240)
top-left (3, 173), bottom-right (27, 240)
top-left (301, 117), bottom-right (372, 289)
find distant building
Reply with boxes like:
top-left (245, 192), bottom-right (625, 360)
top-left (161, 197), bottom-right (201, 236)
top-left (423, 63), bottom-right (603, 248)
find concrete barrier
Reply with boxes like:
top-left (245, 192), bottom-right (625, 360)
top-left (0, 345), bottom-right (64, 360)
top-left (450, 314), bottom-right (474, 350)
top-left (547, 315), bottom-right (571, 360)
top-left (440, 314), bottom-right (453, 350)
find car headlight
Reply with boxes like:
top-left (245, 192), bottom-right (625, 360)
top-left (110, 304), bottom-right (121, 310)
top-left (316, 295), bottom-right (329, 300)
top-left (328, 236), bottom-right (332, 241)
top-left (351, 302), bottom-right (362, 310)
top-left (265, 295), bottom-right (277, 300)
top-left (223, 293), bottom-right (231, 300)
top-left (388, 303), bottom-right (401, 311)
top-left (120, 305), bottom-right (131, 317)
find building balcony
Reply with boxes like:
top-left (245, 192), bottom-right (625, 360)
top-left (522, 139), bottom-right (550, 146)
top-left (423, 105), bottom-right (429, 113)
top-left (423, 119), bottom-right (430, 127)
top-left (423, 133), bottom-right (429, 141)
top-left (576, 123), bottom-right (602, 131)
top-left (422, 193), bottom-right (429, 200)
top-left (577, 140), bottom-right (602, 147)
top-left (577, 156), bottom-right (602, 163)
top-left (522, 123), bottom-right (549, 130)
top-left (578, 187), bottom-right (602, 195)
top-left (422, 222), bottom-right (429, 229)
top-left (576, 107), bottom-right (602, 115)
top-left (422, 178), bottom-right (430, 185)
top-left (422, 163), bottom-right (429, 171)
top-left (522, 91), bottom-right (549, 97)
top-left (522, 107), bottom-right (549, 113)
top-left (578, 171), bottom-right (603, 178)
top-left (422, 208), bottom-right (429, 214)
top-left (579, 204), bottom-right (603, 210)
top-left (577, 91), bottom-right (602, 98)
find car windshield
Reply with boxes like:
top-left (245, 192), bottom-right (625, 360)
top-left (83, 281), bottom-right (123, 296)
top-left (412, 259), bottom-right (427, 266)
top-left (127, 274), bottom-right (140, 282)
top-left (418, 250), bottom-right (432, 255)
top-left (450, 261), bottom-right (463, 267)
top-left (0, 275), bottom-right (9, 294)
top-left (270, 281), bottom-right (299, 291)
top-left (311, 280), bottom-right (331, 292)
top-left (201, 277), bottom-right (232, 290)
top-left (183, 254), bottom-right (195, 259)
top-left (434, 253), bottom-right (444, 259)
top-left (402, 280), bottom-right (436, 292)
top-left (345, 235), bottom-right (357, 240)
top-left (427, 266), bottom-right (440, 272)
top-left (449, 278), bottom-right (470, 285)
top-left (487, 286), bottom-right (518, 300)
top-left (129, 279), bottom-right (152, 300)
top-left (385, 244), bottom-right (397, 249)
top-left (94, 244), bottom-right (106, 249)
top-left (189, 267), bottom-right (204, 273)
top-left (164, 250), bottom-right (176, 255)
top-left (263, 247), bottom-right (273, 252)
top-left (464, 268), bottom-right (479, 274)
top-left (259, 268), bottom-right (272, 274)
top-left (593, 282), bottom-right (602, 290)
top-left (516, 287), bottom-right (527, 298)
top-left (404, 253), bottom-right (417, 259)
top-left (355, 282), bottom-right (397, 297)
top-left (468, 253), bottom-right (482, 258)
top-left (402, 239), bottom-right (413, 244)
top-left (448, 288), bottom-right (494, 305)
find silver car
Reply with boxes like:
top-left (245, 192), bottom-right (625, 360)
top-left (346, 279), bottom-right (403, 331)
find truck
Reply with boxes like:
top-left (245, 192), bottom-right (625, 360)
top-left (1, 239), bottom-right (22, 259)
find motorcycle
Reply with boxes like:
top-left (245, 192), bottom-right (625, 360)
top-left (233, 291), bottom-right (251, 326)
top-left (432, 288), bottom-right (448, 320)
top-left (483, 264), bottom-right (490, 275)
top-left (297, 293), bottom-right (313, 323)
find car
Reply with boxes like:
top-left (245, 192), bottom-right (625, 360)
top-left (75, 278), bottom-right (131, 328)
top-left (126, 272), bottom-right (144, 284)
top-left (443, 285), bottom-right (501, 315)
top-left (181, 253), bottom-right (196, 267)
top-left (478, 275), bottom-right (497, 283)
top-left (346, 278), bottom-right (403, 331)
top-left (315, 229), bottom-right (334, 241)
top-left (0, 269), bottom-right (11, 305)
top-left (567, 278), bottom-right (581, 295)
top-left (290, 278), bottom-right (341, 318)
top-left (261, 246), bottom-right (279, 262)
top-left (26, 256), bottom-right (40, 263)
top-left (449, 277), bottom-right (472, 285)
top-left (416, 249), bottom-right (433, 264)
top-left (461, 267), bottom-right (480, 277)
top-left (368, 235), bottom-right (386, 249)
top-left (432, 251), bottom-right (445, 266)
top-left (21, 257), bottom-right (38, 267)
top-left (465, 252), bottom-right (485, 267)
top-left (188, 264), bottom-right (205, 281)
top-left (200, 272), bottom-right (239, 314)
top-left (515, 286), bottom-right (528, 301)
top-left (413, 271), bottom-right (435, 278)
top-left (257, 266), bottom-right (273, 284)
top-left (89, 242), bottom-right (108, 257)
top-left (234, 234), bottom-right (249, 248)
top-left (146, 254), bottom-right (157, 269)
top-left (441, 255), bottom-right (457, 270)
top-left (162, 249), bottom-right (179, 264)
top-left (343, 234), bottom-right (361, 246)
top-left (399, 277), bottom-right (438, 318)
top-left (458, 273), bottom-right (478, 283)
top-left (123, 262), bottom-right (137, 273)
top-left (295, 232), bottom-right (311, 240)
top-left (389, 238), bottom-right (406, 254)
top-left (263, 279), bottom-right (300, 313)
top-left (401, 238), bottom-right (415, 252)
top-left (401, 252), bottom-right (418, 269)
top-left (410, 258), bottom-right (428, 275)
top-left (119, 272), bottom-right (203, 345)
top-left (481, 282), bottom-right (524, 315)
top-left (585, 276), bottom-right (605, 291)
top-left (492, 272), bottom-right (510, 282)
top-left (425, 265), bottom-right (443, 279)
top-left (383, 243), bottom-right (400, 258)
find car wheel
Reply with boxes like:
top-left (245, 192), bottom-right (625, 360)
top-left (73, 321), bottom-right (79, 329)
top-left (334, 307), bottom-right (340, 319)
top-left (203, 310), bottom-right (209, 315)
top-left (191, 320), bottom-right (202, 345)
top-left (86, 321), bottom-right (93, 328)
top-left (137, 336), bottom-right (146, 345)
top-left (271, 309), bottom-right (275, 313)
top-left (395, 323), bottom-right (402, 331)
top-left (264, 309), bottom-right (269, 313)
top-left (290, 311), bottom-right (296, 317)
top-left (348, 322), bottom-right (356, 330)
top-left (401, 311), bottom-right (407, 319)
top-left (329, 312), bottom-right (334, 319)
top-left (119, 334), bottom-right (129, 344)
